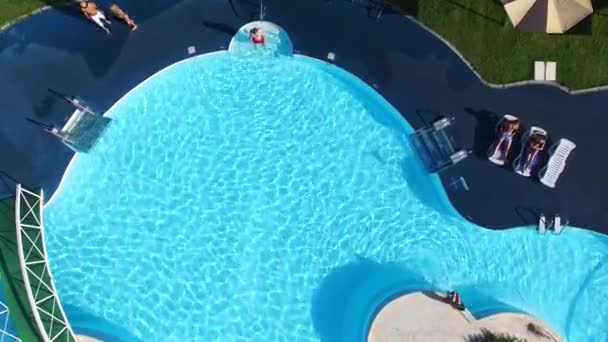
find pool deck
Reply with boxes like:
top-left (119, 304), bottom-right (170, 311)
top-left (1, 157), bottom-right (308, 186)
top-left (0, 0), bottom-right (607, 233)
top-left (368, 292), bottom-right (563, 342)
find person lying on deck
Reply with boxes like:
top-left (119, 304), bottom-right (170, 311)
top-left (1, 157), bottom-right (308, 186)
top-left (110, 3), bottom-right (138, 31)
top-left (490, 118), bottom-right (520, 163)
top-left (519, 134), bottom-right (546, 175)
top-left (80, 1), bottom-right (112, 34)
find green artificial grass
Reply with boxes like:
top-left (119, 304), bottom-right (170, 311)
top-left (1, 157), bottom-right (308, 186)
top-left (392, 0), bottom-right (608, 90)
top-left (0, 0), bottom-right (67, 28)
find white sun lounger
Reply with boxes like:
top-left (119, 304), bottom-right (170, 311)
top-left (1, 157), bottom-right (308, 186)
top-left (534, 61), bottom-right (545, 81)
top-left (488, 114), bottom-right (519, 166)
top-left (538, 214), bottom-right (547, 234)
top-left (538, 138), bottom-right (576, 188)
top-left (545, 62), bottom-right (557, 81)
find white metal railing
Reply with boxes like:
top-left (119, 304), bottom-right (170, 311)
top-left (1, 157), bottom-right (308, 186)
top-left (0, 286), bottom-right (21, 342)
top-left (15, 185), bottom-right (77, 342)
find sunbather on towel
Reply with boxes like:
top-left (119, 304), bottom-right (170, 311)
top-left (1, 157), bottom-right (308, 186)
top-left (518, 134), bottom-right (546, 175)
top-left (492, 118), bottom-right (519, 160)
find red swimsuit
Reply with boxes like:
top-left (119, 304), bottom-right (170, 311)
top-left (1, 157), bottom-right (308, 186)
top-left (252, 35), bottom-right (265, 44)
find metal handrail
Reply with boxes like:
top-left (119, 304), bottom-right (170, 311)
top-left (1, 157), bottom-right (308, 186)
top-left (15, 185), bottom-right (77, 342)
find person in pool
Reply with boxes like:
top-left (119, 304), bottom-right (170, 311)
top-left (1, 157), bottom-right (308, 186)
top-left (250, 27), bottom-right (266, 47)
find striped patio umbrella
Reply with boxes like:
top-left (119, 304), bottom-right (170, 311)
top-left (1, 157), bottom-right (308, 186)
top-left (503, 0), bottom-right (593, 33)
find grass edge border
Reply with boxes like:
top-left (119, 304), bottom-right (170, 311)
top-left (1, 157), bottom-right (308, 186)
top-left (0, 4), bottom-right (607, 94)
top-left (0, 1), bottom-right (75, 34)
top-left (406, 15), bottom-right (608, 94)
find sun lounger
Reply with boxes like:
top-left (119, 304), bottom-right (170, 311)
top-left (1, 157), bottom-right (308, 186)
top-left (513, 127), bottom-right (548, 177)
top-left (488, 114), bottom-right (519, 166)
top-left (534, 61), bottom-right (545, 81)
top-left (545, 62), bottom-right (557, 81)
top-left (538, 214), bottom-right (547, 234)
top-left (538, 138), bottom-right (576, 188)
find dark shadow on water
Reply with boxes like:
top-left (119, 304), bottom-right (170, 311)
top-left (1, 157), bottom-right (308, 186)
top-left (563, 254), bottom-right (608, 340)
top-left (455, 284), bottom-right (525, 319)
top-left (64, 304), bottom-right (142, 342)
top-left (399, 152), bottom-right (454, 216)
top-left (311, 256), bottom-right (435, 342)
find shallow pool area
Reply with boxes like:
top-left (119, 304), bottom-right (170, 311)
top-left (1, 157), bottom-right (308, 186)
top-left (42, 52), bottom-right (608, 341)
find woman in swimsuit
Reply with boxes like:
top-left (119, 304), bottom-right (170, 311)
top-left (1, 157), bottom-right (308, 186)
top-left (493, 119), bottom-right (519, 159)
top-left (520, 134), bottom-right (546, 174)
top-left (250, 28), bottom-right (266, 47)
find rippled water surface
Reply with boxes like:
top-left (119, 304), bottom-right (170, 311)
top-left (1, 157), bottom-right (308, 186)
top-left (44, 52), bottom-right (608, 342)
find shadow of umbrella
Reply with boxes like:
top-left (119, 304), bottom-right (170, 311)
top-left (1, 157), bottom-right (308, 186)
top-left (311, 255), bottom-right (435, 342)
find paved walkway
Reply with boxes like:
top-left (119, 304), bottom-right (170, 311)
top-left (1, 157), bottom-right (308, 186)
top-left (0, 0), bottom-right (607, 233)
top-left (368, 292), bottom-right (562, 342)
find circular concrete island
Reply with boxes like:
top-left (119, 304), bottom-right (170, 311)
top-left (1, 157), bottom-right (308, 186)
top-left (368, 292), bottom-right (563, 342)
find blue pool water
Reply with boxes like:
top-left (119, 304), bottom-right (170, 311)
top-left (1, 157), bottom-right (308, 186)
top-left (43, 52), bottom-right (608, 341)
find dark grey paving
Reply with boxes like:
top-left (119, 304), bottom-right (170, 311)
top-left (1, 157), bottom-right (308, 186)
top-left (0, 0), bottom-right (606, 233)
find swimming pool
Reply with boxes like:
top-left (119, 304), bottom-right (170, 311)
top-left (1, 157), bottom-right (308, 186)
top-left (42, 51), bottom-right (608, 341)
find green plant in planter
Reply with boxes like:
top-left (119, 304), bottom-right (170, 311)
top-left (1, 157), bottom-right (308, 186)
top-left (467, 328), bottom-right (526, 342)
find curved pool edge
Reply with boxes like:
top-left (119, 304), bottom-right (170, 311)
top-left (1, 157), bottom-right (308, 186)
top-left (366, 291), bottom-right (563, 342)
top-left (42, 49), bottom-right (606, 342)
top-left (42, 48), bottom-right (606, 240)
top-left (43, 50), bottom-right (227, 209)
